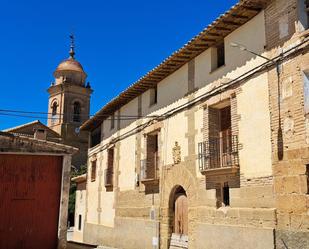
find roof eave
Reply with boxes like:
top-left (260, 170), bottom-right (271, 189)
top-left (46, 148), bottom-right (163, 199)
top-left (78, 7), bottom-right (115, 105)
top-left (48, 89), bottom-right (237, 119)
top-left (81, 0), bottom-right (268, 131)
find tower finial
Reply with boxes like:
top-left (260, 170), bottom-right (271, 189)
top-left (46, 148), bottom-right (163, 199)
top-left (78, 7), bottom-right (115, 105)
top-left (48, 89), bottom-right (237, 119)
top-left (69, 33), bottom-right (75, 59)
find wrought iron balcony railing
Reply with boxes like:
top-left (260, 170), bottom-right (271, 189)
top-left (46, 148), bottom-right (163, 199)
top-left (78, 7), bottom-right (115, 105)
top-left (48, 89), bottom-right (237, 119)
top-left (104, 168), bottom-right (113, 187)
top-left (140, 153), bottom-right (159, 183)
top-left (198, 135), bottom-right (239, 172)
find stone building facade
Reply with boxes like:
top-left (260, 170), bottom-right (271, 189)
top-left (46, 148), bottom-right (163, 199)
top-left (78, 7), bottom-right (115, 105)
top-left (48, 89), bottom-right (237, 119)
top-left (80, 0), bottom-right (309, 248)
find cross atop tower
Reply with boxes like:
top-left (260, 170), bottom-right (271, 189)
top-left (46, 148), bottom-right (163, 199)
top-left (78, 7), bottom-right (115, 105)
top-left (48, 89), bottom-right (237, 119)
top-left (69, 33), bottom-right (75, 59)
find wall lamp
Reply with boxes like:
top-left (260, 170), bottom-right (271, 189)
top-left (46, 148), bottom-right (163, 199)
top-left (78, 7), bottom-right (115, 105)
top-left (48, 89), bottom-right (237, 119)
top-left (230, 42), bottom-right (274, 62)
top-left (230, 41), bottom-right (284, 160)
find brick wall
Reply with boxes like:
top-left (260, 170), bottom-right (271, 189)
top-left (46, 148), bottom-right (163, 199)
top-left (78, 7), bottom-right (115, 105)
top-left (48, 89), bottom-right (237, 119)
top-left (264, 0), bottom-right (297, 49)
top-left (264, 0), bottom-right (309, 246)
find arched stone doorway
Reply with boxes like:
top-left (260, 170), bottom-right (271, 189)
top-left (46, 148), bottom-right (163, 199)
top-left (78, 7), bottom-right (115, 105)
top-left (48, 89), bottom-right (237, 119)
top-left (168, 185), bottom-right (188, 249)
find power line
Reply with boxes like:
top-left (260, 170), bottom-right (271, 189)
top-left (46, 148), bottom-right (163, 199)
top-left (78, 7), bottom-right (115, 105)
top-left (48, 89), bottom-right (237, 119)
top-left (87, 37), bottom-right (309, 153)
top-left (0, 109), bottom-right (157, 118)
top-left (0, 112), bottom-right (146, 121)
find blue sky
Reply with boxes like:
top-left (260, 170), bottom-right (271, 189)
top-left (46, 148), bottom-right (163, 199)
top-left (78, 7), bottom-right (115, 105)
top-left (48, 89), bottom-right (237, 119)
top-left (0, 0), bottom-right (238, 130)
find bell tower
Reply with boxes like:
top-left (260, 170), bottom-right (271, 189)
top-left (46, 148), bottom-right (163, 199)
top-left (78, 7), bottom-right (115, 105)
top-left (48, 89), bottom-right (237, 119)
top-left (47, 35), bottom-right (93, 168)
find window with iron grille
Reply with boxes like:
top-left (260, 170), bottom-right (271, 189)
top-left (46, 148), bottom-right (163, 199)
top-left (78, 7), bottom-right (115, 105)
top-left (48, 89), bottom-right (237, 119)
top-left (198, 104), bottom-right (239, 172)
top-left (91, 160), bottom-right (97, 182)
top-left (105, 148), bottom-right (114, 188)
top-left (141, 133), bottom-right (159, 182)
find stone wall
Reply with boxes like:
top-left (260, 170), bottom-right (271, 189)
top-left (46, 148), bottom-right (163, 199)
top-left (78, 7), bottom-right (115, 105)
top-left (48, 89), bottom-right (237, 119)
top-left (265, 0), bottom-right (309, 247)
top-left (82, 1), bottom-right (309, 248)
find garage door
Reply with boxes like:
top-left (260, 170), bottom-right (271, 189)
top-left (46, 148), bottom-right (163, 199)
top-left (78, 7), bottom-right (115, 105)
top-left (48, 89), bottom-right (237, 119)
top-left (0, 154), bottom-right (63, 249)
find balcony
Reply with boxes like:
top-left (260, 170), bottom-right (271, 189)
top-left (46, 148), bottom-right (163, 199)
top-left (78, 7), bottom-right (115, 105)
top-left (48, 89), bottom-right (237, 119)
top-left (140, 153), bottom-right (159, 185)
top-left (104, 168), bottom-right (113, 188)
top-left (198, 135), bottom-right (239, 175)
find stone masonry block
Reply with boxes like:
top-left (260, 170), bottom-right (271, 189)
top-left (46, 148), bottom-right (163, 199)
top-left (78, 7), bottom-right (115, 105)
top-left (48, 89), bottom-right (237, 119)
top-left (274, 176), bottom-right (301, 194)
top-left (276, 195), bottom-right (307, 213)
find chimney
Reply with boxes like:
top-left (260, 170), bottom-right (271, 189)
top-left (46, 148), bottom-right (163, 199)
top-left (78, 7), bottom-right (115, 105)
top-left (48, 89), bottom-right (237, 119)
top-left (34, 129), bottom-right (47, 140)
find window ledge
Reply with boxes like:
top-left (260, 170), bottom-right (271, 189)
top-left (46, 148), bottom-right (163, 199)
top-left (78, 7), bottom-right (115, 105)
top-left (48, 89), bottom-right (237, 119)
top-left (149, 102), bottom-right (157, 108)
top-left (201, 165), bottom-right (239, 176)
top-left (210, 64), bottom-right (226, 74)
top-left (184, 87), bottom-right (199, 97)
top-left (141, 178), bottom-right (159, 185)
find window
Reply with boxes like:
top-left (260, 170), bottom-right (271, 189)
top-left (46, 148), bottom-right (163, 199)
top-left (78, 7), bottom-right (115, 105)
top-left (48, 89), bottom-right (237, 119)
top-left (150, 86), bottom-right (158, 106)
top-left (91, 160), bottom-right (97, 182)
top-left (110, 113), bottom-right (115, 130)
top-left (209, 105), bottom-right (233, 168)
top-left (51, 102), bottom-right (58, 125)
top-left (52, 102), bottom-right (58, 116)
top-left (223, 182), bottom-right (230, 206)
top-left (105, 148), bottom-right (114, 188)
top-left (90, 126), bottom-right (101, 148)
top-left (217, 43), bottom-right (225, 68)
top-left (215, 182), bottom-right (230, 208)
top-left (211, 42), bottom-right (225, 71)
top-left (73, 102), bottom-right (81, 122)
top-left (141, 133), bottom-right (159, 182)
top-left (78, 215), bottom-right (82, 231)
top-left (198, 102), bottom-right (239, 172)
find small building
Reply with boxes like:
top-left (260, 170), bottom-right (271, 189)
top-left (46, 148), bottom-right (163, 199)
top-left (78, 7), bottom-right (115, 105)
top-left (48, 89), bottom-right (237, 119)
top-left (71, 174), bottom-right (87, 242)
top-left (3, 119), bottom-right (62, 143)
top-left (0, 131), bottom-right (77, 249)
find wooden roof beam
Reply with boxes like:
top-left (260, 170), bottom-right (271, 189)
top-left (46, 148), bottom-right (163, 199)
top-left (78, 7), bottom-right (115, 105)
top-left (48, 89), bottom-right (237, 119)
top-left (148, 75), bottom-right (164, 80)
top-left (241, 5), bottom-right (262, 12)
top-left (176, 55), bottom-right (191, 59)
top-left (230, 13), bottom-right (250, 20)
top-left (205, 32), bottom-right (221, 37)
top-left (222, 20), bottom-right (242, 26)
top-left (193, 43), bottom-right (209, 48)
top-left (170, 58), bottom-right (187, 63)
top-left (200, 38), bottom-right (217, 43)
top-left (152, 71), bottom-right (168, 77)
top-left (187, 47), bottom-right (204, 52)
top-left (139, 82), bottom-right (155, 87)
top-left (165, 62), bottom-right (178, 67)
top-left (215, 26), bottom-right (232, 31)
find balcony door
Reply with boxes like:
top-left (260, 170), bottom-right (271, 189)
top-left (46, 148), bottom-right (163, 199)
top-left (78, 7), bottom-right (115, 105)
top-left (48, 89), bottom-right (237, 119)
top-left (219, 106), bottom-right (232, 167)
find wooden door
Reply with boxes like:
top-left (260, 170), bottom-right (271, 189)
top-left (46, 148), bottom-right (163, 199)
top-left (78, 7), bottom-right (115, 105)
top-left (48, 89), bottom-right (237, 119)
top-left (0, 154), bottom-right (63, 249)
top-left (174, 194), bottom-right (188, 235)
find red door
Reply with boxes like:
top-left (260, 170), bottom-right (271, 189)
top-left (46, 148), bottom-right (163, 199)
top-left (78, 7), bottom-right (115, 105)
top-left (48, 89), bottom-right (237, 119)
top-left (0, 154), bottom-right (63, 249)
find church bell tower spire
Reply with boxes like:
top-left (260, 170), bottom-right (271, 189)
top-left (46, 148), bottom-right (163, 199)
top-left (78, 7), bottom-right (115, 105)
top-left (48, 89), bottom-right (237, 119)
top-left (69, 33), bottom-right (75, 59)
top-left (47, 34), bottom-right (93, 168)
